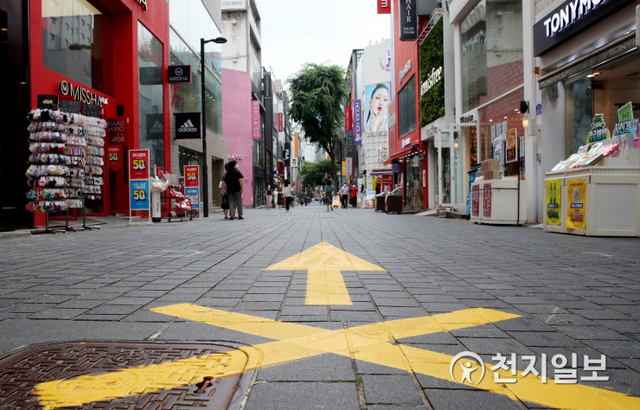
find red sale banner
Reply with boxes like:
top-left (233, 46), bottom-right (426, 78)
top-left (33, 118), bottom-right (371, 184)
top-left (184, 165), bottom-right (200, 188)
top-left (129, 149), bottom-right (149, 180)
top-left (108, 147), bottom-right (123, 169)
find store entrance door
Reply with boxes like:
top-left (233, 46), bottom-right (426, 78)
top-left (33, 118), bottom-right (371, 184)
top-left (443, 123), bottom-right (477, 210)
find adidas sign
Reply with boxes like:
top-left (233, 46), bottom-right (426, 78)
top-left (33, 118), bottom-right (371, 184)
top-left (178, 119), bottom-right (198, 133)
top-left (150, 120), bottom-right (163, 133)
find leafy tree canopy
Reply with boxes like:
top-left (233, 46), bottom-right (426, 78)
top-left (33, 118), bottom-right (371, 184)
top-left (288, 63), bottom-right (348, 185)
top-left (300, 159), bottom-right (338, 191)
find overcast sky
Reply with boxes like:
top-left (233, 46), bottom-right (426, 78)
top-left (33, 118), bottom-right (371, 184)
top-left (259, 0), bottom-right (392, 85)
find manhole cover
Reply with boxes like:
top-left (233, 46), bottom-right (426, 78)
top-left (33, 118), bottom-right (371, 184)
top-left (0, 341), bottom-right (252, 410)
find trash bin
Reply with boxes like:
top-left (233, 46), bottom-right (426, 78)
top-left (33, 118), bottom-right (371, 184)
top-left (385, 195), bottom-right (403, 214)
top-left (375, 195), bottom-right (385, 212)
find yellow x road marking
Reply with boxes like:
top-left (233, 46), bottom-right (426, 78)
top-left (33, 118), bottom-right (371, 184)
top-left (34, 304), bottom-right (640, 410)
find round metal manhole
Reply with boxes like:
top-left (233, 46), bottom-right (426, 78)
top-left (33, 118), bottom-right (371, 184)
top-left (0, 341), bottom-right (252, 410)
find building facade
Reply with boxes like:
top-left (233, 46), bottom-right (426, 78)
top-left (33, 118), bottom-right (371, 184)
top-left (221, 0), bottom-right (263, 207)
top-left (0, 0), bottom-right (226, 228)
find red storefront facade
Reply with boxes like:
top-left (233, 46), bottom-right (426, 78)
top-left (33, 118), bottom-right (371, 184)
top-left (28, 0), bottom-right (169, 223)
top-left (386, 0), bottom-right (429, 211)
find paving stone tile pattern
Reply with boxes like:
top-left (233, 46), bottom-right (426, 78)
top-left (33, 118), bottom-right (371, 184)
top-left (0, 205), bottom-right (639, 409)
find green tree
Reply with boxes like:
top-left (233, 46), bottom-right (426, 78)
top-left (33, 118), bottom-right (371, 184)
top-left (300, 159), bottom-right (337, 191)
top-left (288, 63), bottom-right (348, 187)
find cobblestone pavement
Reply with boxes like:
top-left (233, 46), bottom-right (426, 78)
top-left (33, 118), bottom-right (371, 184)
top-left (0, 204), bottom-right (639, 409)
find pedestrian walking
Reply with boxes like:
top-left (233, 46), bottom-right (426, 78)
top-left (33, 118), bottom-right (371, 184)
top-left (283, 180), bottom-right (293, 211)
top-left (219, 163), bottom-right (230, 219)
top-left (224, 160), bottom-right (244, 220)
top-left (324, 179), bottom-right (334, 211)
top-left (265, 185), bottom-right (273, 210)
top-left (360, 183), bottom-right (366, 209)
top-left (349, 183), bottom-right (358, 208)
top-left (277, 185), bottom-right (285, 209)
top-left (340, 183), bottom-right (349, 209)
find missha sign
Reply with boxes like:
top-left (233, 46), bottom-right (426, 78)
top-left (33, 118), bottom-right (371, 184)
top-left (534, 0), bottom-right (635, 56)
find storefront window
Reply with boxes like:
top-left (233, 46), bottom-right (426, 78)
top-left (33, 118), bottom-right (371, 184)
top-left (461, 0), bottom-right (523, 112)
top-left (178, 146), bottom-right (203, 174)
top-left (398, 76), bottom-right (416, 138)
top-left (169, 29), bottom-right (222, 137)
top-left (42, 0), bottom-right (104, 91)
top-left (565, 78), bottom-right (592, 154)
top-left (138, 22), bottom-right (164, 171)
top-left (253, 139), bottom-right (262, 167)
top-left (478, 87), bottom-right (524, 176)
top-left (169, 0), bottom-right (222, 79)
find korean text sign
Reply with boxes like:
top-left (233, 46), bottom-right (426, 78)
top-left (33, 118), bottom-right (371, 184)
top-left (184, 165), bottom-right (200, 188)
top-left (129, 150), bottom-right (150, 180)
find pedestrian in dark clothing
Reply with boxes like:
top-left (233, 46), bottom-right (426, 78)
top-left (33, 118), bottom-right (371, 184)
top-left (224, 160), bottom-right (244, 220)
top-left (283, 179), bottom-right (293, 211)
top-left (219, 163), bottom-right (231, 219)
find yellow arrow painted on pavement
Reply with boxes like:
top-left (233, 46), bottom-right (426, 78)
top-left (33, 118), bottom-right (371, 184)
top-left (34, 304), bottom-right (640, 410)
top-left (264, 242), bottom-right (385, 305)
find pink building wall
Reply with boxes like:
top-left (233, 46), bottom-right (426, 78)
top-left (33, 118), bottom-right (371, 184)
top-left (222, 68), bottom-right (254, 206)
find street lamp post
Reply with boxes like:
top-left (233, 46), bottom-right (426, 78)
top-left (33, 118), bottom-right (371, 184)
top-left (200, 36), bottom-right (226, 217)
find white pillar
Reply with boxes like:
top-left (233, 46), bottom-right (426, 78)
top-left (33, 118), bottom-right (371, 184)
top-left (523, 0), bottom-right (538, 224)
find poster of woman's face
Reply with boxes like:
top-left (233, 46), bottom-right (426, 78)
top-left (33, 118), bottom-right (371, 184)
top-left (365, 83), bottom-right (391, 133)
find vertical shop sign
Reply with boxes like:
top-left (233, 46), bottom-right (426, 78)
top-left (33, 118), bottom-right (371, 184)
top-left (252, 101), bottom-right (261, 139)
top-left (354, 100), bottom-right (362, 145)
top-left (471, 185), bottom-right (480, 217)
top-left (483, 184), bottom-right (492, 218)
top-left (346, 157), bottom-right (353, 181)
top-left (129, 149), bottom-right (150, 214)
top-left (566, 178), bottom-right (586, 230)
top-left (506, 129), bottom-right (517, 163)
top-left (378, 0), bottom-right (391, 14)
top-left (546, 179), bottom-right (561, 226)
top-left (345, 106), bottom-right (352, 131)
top-left (184, 165), bottom-right (200, 210)
top-left (399, 0), bottom-right (417, 41)
top-left (342, 161), bottom-right (347, 177)
top-left (278, 113), bottom-right (284, 133)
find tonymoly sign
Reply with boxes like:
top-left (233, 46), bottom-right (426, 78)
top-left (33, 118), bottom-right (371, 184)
top-left (534, 0), bottom-right (635, 56)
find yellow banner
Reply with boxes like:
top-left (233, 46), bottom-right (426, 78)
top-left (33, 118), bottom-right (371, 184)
top-left (566, 178), bottom-right (586, 230)
top-left (341, 161), bottom-right (346, 176)
top-left (546, 179), bottom-right (561, 226)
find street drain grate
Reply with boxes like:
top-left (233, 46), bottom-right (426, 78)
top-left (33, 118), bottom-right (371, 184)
top-left (0, 341), bottom-right (252, 410)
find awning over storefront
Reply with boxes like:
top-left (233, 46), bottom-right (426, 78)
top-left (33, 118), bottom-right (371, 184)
top-left (370, 169), bottom-right (392, 176)
top-left (383, 145), bottom-right (422, 165)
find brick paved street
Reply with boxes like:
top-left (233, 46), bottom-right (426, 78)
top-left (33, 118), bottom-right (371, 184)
top-left (0, 204), bottom-right (639, 409)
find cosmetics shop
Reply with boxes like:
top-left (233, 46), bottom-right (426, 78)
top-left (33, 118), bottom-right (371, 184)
top-left (1, 0), bottom-right (225, 229)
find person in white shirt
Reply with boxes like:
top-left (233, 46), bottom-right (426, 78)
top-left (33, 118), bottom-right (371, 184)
top-left (283, 180), bottom-right (293, 211)
top-left (340, 183), bottom-right (349, 209)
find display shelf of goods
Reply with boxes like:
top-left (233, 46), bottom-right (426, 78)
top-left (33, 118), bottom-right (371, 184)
top-left (83, 119), bottom-right (107, 208)
top-left (24, 109), bottom-right (84, 213)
